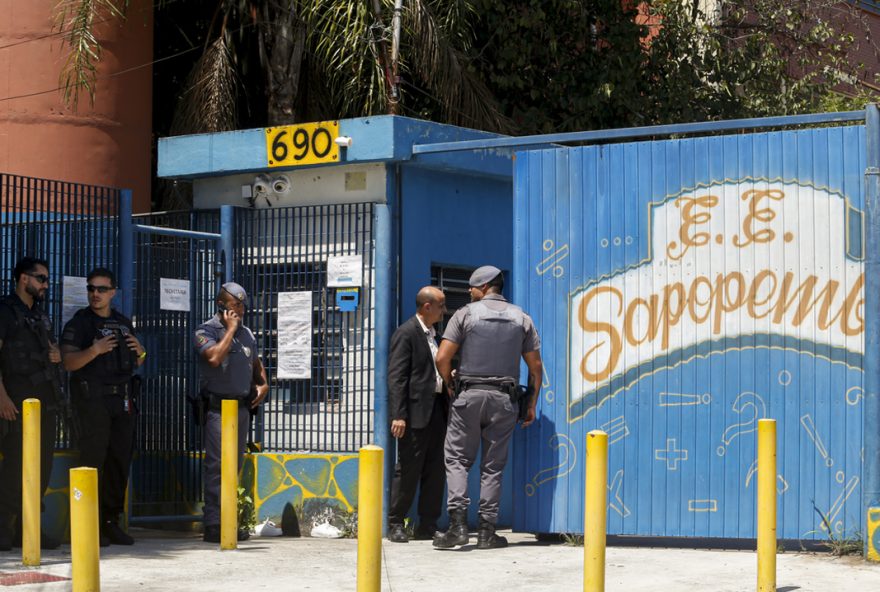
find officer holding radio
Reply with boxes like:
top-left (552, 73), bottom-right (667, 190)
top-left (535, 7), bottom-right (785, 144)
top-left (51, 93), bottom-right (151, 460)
top-left (194, 282), bottom-right (268, 543)
top-left (61, 268), bottom-right (144, 546)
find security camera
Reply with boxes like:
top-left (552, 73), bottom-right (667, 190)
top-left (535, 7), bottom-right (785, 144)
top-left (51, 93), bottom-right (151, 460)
top-left (334, 136), bottom-right (353, 148)
top-left (253, 174), bottom-right (271, 196)
top-left (272, 175), bottom-right (291, 194)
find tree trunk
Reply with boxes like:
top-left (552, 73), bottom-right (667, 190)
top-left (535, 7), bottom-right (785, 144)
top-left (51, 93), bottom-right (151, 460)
top-left (262, 1), bottom-right (307, 126)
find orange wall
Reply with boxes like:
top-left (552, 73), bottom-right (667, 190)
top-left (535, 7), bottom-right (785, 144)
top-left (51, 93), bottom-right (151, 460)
top-left (0, 0), bottom-right (153, 212)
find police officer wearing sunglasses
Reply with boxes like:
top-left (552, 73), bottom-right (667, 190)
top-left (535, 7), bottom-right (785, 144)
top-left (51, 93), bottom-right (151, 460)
top-left (61, 268), bottom-right (144, 546)
top-left (0, 257), bottom-right (63, 551)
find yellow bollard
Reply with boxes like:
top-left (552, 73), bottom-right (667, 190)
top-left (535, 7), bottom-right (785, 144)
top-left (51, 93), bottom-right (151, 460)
top-left (220, 399), bottom-right (239, 550)
top-left (22, 398), bottom-right (40, 566)
top-left (584, 430), bottom-right (608, 592)
top-left (757, 419), bottom-right (777, 592)
top-left (357, 445), bottom-right (383, 592)
top-left (70, 467), bottom-right (100, 592)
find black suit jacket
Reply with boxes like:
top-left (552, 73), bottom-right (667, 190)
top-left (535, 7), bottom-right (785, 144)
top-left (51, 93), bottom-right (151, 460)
top-left (387, 315), bottom-right (446, 430)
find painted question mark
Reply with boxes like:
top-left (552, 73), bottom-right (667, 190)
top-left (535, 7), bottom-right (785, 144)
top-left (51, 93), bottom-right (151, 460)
top-left (717, 391), bottom-right (767, 456)
top-left (524, 434), bottom-right (577, 497)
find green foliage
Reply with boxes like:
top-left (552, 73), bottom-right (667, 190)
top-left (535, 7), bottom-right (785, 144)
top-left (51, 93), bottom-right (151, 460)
top-left (237, 486), bottom-right (256, 531)
top-left (470, 0), bottom-right (879, 133)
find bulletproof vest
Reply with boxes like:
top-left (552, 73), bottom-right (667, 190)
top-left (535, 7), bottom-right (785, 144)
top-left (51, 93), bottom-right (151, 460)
top-left (457, 298), bottom-right (527, 380)
top-left (0, 296), bottom-right (53, 384)
top-left (73, 308), bottom-right (136, 383)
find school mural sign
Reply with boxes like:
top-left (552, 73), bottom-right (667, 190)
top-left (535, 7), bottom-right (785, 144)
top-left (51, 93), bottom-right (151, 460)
top-left (513, 123), bottom-right (876, 550)
top-left (570, 183), bottom-right (864, 420)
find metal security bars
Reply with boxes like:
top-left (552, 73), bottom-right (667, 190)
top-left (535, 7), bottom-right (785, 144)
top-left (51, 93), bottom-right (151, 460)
top-left (129, 210), bottom-right (220, 520)
top-left (0, 173), bottom-right (120, 448)
top-left (233, 204), bottom-right (375, 453)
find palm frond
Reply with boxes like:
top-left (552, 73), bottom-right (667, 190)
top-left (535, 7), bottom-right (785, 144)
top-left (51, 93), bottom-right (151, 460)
top-left (405, 0), bottom-right (513, 133)
top-left (171, 36), bottom-right (239, 134)
top-left (54, 0), bottom-right (130, 110)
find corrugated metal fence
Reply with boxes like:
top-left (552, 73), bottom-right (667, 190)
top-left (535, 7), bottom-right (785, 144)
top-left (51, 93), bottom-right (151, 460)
top-left (513, 125), bottom-right (867, 541)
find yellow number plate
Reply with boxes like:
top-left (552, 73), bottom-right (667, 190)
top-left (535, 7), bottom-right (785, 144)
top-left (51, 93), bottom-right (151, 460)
top-left (265, 121), bottom-right (339, 167)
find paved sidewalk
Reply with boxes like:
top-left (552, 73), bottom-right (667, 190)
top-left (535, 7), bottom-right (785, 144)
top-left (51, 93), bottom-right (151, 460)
top-left (1, 529), bottom-right (878, 591)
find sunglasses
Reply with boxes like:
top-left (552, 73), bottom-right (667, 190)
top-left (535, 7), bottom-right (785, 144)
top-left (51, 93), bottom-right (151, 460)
top-left (86, 285), bottom-right (114, 294)
top-left (26, 272), bottom-right (49, 284)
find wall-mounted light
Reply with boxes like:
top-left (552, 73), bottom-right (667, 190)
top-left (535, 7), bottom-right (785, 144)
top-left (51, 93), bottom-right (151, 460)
top-left (334, 136), bottom-right (353, 148)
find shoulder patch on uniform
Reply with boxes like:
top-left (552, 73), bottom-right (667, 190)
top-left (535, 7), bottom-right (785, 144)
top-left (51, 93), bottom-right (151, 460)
top-left (195, 333), bottom-right (209, 347)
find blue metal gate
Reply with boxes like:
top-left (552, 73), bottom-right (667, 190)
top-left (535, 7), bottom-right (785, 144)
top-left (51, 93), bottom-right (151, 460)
top-left (512, 124), bottom-right (867, 541)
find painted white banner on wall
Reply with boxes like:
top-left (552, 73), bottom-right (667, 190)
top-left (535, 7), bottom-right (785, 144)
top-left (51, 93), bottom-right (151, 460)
top-left (569, 182), bottom-right (864, 408)
top-left (277, 291), bottom-right (313, 379)
top-left (160, 278), bottom-right (191, 311)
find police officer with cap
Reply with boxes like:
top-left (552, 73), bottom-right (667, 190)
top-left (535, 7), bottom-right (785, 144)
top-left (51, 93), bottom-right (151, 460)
top-left (61, 267), bottom-right (144, 546)
top-left (194, 282), bottom-right (268, 543)
top-left (0, 256), bottom-right (62, 551)
top-left (433, 265), bottom-right (542, 550)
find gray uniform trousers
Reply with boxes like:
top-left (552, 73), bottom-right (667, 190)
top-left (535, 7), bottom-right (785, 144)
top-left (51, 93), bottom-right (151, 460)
top-left (444, 388), bottom-right (518, 524)
top-left (203, 405), bottom-right (249, 526)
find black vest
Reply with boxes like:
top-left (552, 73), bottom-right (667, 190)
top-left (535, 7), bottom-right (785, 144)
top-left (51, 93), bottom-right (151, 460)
top-left (0, 295), bottom-right (55, 387)
top-left (69, 308), bottom-right (136, 384)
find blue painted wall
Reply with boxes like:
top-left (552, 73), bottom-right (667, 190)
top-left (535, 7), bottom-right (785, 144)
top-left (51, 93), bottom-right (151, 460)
top-left (513, 126), bottom-right (868, 540)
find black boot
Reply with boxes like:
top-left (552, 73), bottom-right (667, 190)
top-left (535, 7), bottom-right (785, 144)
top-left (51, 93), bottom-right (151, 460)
top-left (0, 514), bottom-right (12, 552)
top-left (432, 509), bottom-right (468, 549)
top-left (476, 517), bottom-right (507, 549)
top-left (101, 518), bottom-right (134, 546)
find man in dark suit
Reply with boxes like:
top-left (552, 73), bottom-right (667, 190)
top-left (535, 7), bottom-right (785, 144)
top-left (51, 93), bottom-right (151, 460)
top-left (387, 286), bottom-right (448, 542)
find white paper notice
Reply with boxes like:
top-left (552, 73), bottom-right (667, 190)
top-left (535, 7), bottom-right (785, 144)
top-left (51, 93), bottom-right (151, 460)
top-left (62, 276), bottom-right (89, 327)
top-left (160, 278), bottom-right (191, 312)
top-left (326, 255), bottom-right (363, 287)
top-left (277, 291), bottom-right (312, 379)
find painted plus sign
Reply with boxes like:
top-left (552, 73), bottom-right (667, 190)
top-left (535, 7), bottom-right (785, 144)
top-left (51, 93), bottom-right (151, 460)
top-left (655, 438), bottom-right (688, 470)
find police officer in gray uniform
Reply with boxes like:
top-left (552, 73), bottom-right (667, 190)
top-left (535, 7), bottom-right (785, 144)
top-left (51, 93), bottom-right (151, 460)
top-left (193, 282), bottom-right (268, 543)
top-left (433, 265), bottom-right (542, 549)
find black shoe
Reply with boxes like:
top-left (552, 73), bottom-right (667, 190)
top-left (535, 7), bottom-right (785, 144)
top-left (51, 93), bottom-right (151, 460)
top-left (433, 510), bottom-right (469, 549)
top-left (413, 524), bottom-right (439, 541)
top-left (203, 525), bottom-right (249, 543)
top-left (203, 524), bottom-right (220, 543)
top-left (101, 521), bottom-right (134, 546)
top-left (15, 531), bottom-right (61, 550)
top-left (99, 532), bottom-right (110, 547)
top-left (0, 527), bottom-right (11, 552)
top-left (387, 523), bottom-right (409, 543)
top-left (476, 519), bottom-right (508, 549)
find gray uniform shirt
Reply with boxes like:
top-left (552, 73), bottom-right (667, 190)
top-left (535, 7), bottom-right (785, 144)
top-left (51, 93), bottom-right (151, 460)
top-left (194, 315), bottom-right (257, 397)
top-left (442, 293), bottom-right (540, 379)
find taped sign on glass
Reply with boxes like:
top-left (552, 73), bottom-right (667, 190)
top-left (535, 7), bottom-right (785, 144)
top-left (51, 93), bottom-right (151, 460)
top-left (62, 276), bottom-right (88, 327)
top-left (327, 255), bottom-right (362, 288)
top-left (160, 278), bottom-right (191, 312)
top-left (277, 291), bottom-right (312, 379)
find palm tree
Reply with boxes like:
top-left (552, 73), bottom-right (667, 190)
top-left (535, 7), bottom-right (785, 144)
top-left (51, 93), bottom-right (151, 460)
top-left (55, 0), bottom-right (511, 136)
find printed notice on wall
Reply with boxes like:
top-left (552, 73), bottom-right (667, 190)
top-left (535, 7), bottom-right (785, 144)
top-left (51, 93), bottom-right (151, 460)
top-left (160, 278), bottom-right (191, 311)
top-left (277, 291), bottom-right (312, 379)
top-left (62, 276), bottom-right (89, 327)
top-left (326, 255), bottom-right (363, 287)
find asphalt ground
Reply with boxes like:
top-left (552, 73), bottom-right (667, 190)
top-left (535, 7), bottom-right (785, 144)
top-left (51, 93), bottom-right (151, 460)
top-left (1, 529), bottom-right (879, 591)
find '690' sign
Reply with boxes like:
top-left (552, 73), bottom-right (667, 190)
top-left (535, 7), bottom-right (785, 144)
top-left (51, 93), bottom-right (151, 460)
top-left (265, 121), bottom-right (339, 167)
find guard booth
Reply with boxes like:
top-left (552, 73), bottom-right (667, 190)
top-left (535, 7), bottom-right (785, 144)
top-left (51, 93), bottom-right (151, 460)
top-left (155, 116), bottom-right (515, 526)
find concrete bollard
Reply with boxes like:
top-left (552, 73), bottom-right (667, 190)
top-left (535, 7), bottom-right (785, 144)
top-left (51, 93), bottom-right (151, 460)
top-left (584, 430), bottom-right (608, 592)
top-left (757, 419), bottom-right (777, 592)
top-left (22, 398), bottom-right (40, 566)
top-left (357, 445), bottom-right (383, 592)
top-left (220, 399), bottom-right (239, 550)
top-left (70, 467), bottom-right (100, 592)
